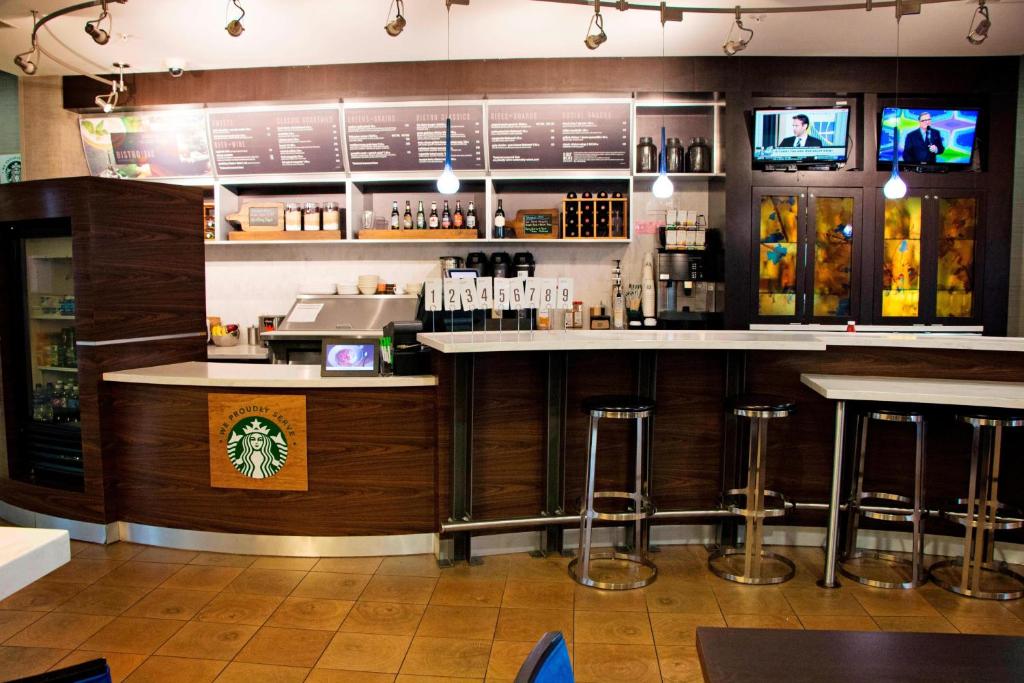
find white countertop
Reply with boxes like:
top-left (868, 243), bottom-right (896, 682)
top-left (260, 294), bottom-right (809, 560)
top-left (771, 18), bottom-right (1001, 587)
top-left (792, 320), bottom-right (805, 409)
top-left (801, 374), bottom-right (1024, 410)
top-left (207, 344), bottom-right (270, 361)
top-left (104, 362), bottom-right (437, 389)
top-left (416, 329), bottom-right (1024, 354)
top-left (0, 528), bottom-right (70, 602)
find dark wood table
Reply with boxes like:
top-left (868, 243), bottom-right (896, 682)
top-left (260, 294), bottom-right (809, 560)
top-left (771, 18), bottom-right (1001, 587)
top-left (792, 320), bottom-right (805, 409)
top-left (696, 627), bottom-right (1024, 682)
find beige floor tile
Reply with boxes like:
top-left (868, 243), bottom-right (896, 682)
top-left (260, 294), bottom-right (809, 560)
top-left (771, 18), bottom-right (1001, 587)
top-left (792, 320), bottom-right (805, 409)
top-left (41, 558), bottom-right (123, 585)
top-left (0, 581), bottom-right (84, 611)
top-left (155, 620), bottom-right (258, 660)
top-left (487, 640), bottom-right (546, 680)
top-left (849, 585), bottom-right (943, 617)
top-left (189, 552), bottom-right (258, 568)
top-left (360, 575), bottom-right (437, 604)
top-left (291, 572), bottom-right (372, 601)
top-left (781, 585), bottom-right (869, 617)
top-left (196, 593), bottom-right (283, 626)
top-left (54, 584), bottom-right (149, 617)
top-left (80, 616), bottom-right (185, 655)
top-left (125, 655), bottom-right (226, 682)
top-left (5, 612), bottom-right (113, 649)
top-left (649, 612), bottom-right (726, 647)
top-left (657, 645), bottom-right (704, 683)
top-left (132, 547), bottom-right (200, 564)
top-left (0, 610), bottom-right (42, 642)
top-left (572, 643), bottom-right (661, 683)
top-left (644, 582), bottom-right (720, 614)
top-left (214, 662), bottom-right (309, 683)
top-left (948, 616), bottom-right (1024, 635)
top-left (340, 602), bottom-right (425, 636)
top-left (75, 543), bottom-right (144, 562)
top-left (318, 632), bottom-right (411, 673)
top-left (395, 676), bottom-right (481, 683)
top-left (224, 568), bottom-right (307, 596)
top-left (123, 587), bottom-right (217, 620)
top-left (306, 670), bottom-right (396, 683)
top-left (0, 645), bottom-right (71, 679)
top-left (871, 615), bottom-right (957, 633)
top-left (439, 555), bottom-right (511, 580)
top-left (51, 649), bottom-right (147, 683)
top-left (416, 605), bottom-right (498, 640)
top-left (506, 554), bottom-right (572, 583)
top-left (429, 578), bottom-right (506, 608)
top-left (235, 625), bottom-right (333, 667)
top-left (377, 555), bottom-right (442, 578)
top-left (918, 584), bottom-right (1016, 620)
top-left (711, 584), bottom-right (796, 616)
top-left (799, 615), bottom-right (879, 631)
top-left (399, 637), bottom-right (490, 678)
top-left (724, 614), bottom-right (802, 629)
top-left (98, 562), bottom-right (185, 589)
top-left (266, 597), bottom-right (353, 631)
top-left (160, 565), bottom-right (244, 592)
top-left (574, 610), bottom-right (653, 645)
top-left (501, 580), bottom-right (573, 610)
top-left (313, 557), bottom-right (384, 574)
top-left (573, 584), bottom-right (647, 612)
top-left (251, 556), bottom-right (319, 571)
top-left (494, 608), bottom-right (573, 643)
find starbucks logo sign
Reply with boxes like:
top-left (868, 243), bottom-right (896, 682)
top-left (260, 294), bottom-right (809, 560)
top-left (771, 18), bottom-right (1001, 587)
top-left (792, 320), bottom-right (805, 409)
top-left (225, 417), bottom-right (289, 479)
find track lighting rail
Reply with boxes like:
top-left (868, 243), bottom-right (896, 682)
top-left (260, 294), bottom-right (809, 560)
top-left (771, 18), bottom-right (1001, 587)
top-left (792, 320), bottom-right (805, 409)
top-left (534, 0), bottom-right (982, 16)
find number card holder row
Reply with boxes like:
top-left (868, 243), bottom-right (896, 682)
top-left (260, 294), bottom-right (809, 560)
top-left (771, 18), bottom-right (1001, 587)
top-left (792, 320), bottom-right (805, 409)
top-left (423, 278), bottom-right (574, 312)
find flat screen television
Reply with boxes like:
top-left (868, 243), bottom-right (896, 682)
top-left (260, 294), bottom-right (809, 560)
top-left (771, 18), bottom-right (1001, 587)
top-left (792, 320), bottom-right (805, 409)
top-left (878, 107), bottom-right (979, 168)
top-left (752, 107), bottom-right (850, 169)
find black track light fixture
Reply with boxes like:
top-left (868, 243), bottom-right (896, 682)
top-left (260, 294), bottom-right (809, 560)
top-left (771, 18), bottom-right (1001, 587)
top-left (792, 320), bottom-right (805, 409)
top-left (966, 0), bottom-right (990, 45)
top-left (226, 0), bottom-right (245, 37)
top-left (84, 2), bottom-right (110, 45)
top-left (584, 0), bottom-right (606, 50)
top-left (385, 0), bottom-right (406, 36)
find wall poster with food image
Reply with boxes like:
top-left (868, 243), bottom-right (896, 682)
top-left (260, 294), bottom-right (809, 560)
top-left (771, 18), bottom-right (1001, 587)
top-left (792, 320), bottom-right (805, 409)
top-left (79, 110), bottom-right (212, 179)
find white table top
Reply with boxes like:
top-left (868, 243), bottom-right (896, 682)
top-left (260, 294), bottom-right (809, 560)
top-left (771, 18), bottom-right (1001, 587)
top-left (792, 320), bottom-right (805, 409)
top-left (801, 374), bottom-right (1024, 410)
top-left (0, 528), bottom-right (70, 601)
top-left (104, 362), bottom-right (437, 389)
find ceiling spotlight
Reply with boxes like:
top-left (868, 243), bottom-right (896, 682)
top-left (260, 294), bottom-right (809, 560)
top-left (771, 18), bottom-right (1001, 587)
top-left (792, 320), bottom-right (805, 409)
top-left (14, 49), bottom-right (38, 75)
top-left (94, 93), bottom-right (115, 113)
top-left (584, 0), bottom-right (606, 50)
top-left (722, 7), bottom-right (754, 56)
top-left (84, 5), bottom-right (110, 45)
top-left (225, 0), bottom-right (245, 37)
top-left (966, 0), bottom-right (990, 45)
top-left (385, 0), bottom-right (406, 36)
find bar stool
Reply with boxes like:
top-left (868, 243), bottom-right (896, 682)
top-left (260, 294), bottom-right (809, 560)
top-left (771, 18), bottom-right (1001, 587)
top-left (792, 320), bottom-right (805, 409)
top-left (930, 412), bottom-right (1024, 600)
top-left (840, 407), bottom-right (927, 589)
top-left (568, 394), bottom-right (657, 590)
top-left (708, 394), bottom-right (796, 585)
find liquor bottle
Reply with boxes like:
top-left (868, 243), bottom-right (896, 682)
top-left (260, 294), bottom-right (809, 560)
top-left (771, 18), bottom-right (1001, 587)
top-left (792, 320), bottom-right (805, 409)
top-left (441, 200), bottom-right (452, 229)
top-left (390, 201), bottom-right (400, 230)
top-left (493, 199), bottom-right (506, 239)
top-left (453, 200), bottom-right (465, 228)
top-left (416, 201), bottom-right (426, 229)
top-left (466, 201), bottom-right (478, 230)
top-left (403, 201), bottom-right (413, 230)
top-left (428, 202), bottom-right (440, 229)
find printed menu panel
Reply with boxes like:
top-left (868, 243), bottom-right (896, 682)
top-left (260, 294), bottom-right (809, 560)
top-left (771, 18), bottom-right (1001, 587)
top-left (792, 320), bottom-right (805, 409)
top-left (488, 102), bottom-right (631, 170)
top-left (344, 104), bottom-right (484, 172)
top-left (209, 108), bottom-right (343, 175)
top-left (80, 110), bottom-right (211, 178)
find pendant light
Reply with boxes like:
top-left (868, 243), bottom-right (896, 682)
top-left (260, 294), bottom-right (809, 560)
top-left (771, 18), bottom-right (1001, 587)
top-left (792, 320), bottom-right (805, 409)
top-left (437, 1), bottom-right (459, 195)
top-left (651, 13), bottom-right (673, 199)
top-left (883, 5), bottom-right (907, 200)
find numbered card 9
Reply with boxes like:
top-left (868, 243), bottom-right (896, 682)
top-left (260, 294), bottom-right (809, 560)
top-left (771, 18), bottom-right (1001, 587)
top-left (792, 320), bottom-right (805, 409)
top-left (457, 278), bottom-right (477, 311)
top-left (538, 278), bottom-right (558, 311)
top-left (557, 277), bottom-right (574, 310)
top-left (493, 277), bottom-right (511, 311)
top-left (442, 279), bottom-right (462, 311)
top-left (424, 279), bottom-right (444, 312)
top-left (523, 278), bottom-right (541, 310)
top-left (474, 277), bottom-right (493, 310)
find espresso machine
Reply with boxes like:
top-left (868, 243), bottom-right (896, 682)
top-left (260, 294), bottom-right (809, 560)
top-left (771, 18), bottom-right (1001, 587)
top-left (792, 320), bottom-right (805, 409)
top-left (656, 229), bottom-right (724, 329)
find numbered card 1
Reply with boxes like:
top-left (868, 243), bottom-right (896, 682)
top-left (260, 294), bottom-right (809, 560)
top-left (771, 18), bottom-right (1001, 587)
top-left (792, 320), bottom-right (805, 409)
top-left (509, 278), bottom-right (526, 310)
top-left (493, 277), bottom-right (511, 311)
top-left (557, 277), bottom-right (574, 310)
top-left (523, 278), bottom-right (541, 310)
top-left (475, 277), bottom-right (493, 310)
top-left (424, 279), bottom-right (443, 312)
top-left (442, 279), bottom-right (462, 312)
top-left (538, 278), bottom-right (558, 311)
top-left (457, 279), bottom-right (477, 311)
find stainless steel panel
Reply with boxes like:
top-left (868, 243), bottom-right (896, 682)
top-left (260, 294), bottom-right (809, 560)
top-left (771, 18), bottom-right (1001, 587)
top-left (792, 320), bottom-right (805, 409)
top-left (274, 295), bottom-right (420, 334)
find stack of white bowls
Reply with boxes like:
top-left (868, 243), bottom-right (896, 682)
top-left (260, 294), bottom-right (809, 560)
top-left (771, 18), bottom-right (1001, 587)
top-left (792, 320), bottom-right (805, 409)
top-left (357, 274), bottom-right (379, 295)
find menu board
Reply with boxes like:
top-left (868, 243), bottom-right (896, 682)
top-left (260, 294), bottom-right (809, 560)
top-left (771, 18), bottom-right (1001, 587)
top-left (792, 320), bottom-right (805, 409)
top-left (344, 104), bottom-right (484, 172)
top-left (488, 102), bottom-right (631, 170)
top-left (80, 110), bottom-right (211, 178)
top-left (209, 108), bottom-right (343, 175)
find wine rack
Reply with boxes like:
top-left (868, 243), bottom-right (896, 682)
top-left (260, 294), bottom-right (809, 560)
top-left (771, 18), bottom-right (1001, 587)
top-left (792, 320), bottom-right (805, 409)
top-left (560, 195), bottom-right (629, 240)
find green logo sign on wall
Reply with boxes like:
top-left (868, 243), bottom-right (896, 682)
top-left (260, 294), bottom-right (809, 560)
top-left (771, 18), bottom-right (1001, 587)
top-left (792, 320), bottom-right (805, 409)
top-left (226, 417), bottom-right (289, 479)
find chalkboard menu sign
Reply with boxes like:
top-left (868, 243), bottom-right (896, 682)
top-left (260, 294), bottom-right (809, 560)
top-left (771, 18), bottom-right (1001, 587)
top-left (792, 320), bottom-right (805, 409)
top-left (80, 110), bottom-right (211, 179)
top-left (209, 108), bottom-right (343, 175)
top-left (344, 104), bottom-right (484, 172)
top-left (488, 102), bottom-right (631, 170)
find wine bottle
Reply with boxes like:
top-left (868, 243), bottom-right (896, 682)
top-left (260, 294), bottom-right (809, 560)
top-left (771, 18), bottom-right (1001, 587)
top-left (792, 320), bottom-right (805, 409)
top-left (428, 201), bottom-right (440, 229)
top-left (453, 200), bottom-right (465, 228)
top-left (466, 201), bottom-right (478, 230)
top-left (441, 200), bottom-right (452, 229)
top-left (403, 200), bottom-right (413, 230)
top-left (494, 199), bottom-right (506, 239)
top-left (416, 201), bottom-right (426, 229)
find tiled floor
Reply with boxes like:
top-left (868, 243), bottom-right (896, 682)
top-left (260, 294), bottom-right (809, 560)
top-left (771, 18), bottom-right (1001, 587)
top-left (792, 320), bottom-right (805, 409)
top-left (2, 540), bottom-right (1024, 682)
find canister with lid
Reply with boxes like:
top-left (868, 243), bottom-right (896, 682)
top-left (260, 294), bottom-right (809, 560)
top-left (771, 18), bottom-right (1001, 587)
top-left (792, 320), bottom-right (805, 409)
top-left (322, 201), bottom-right (341, 231)
top-left (636, 136), bottom-right (657, 173)
top-left (284, 203), bottom-right (302, 231)
top-left (666, 137), bottom-right (685, 173)
top-left (303, 202), bottom-right (321, 231)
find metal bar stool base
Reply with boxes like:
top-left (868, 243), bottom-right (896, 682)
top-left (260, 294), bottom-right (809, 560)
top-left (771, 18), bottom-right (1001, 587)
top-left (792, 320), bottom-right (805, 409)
top-left (568, 550), bottom-right (658, 590)
top-left (929, 558), bottom-right (1024, 601)
top-left (839, 550), bottom-right (920, 589)
top-left (707, 547), bottom-right (796, 585)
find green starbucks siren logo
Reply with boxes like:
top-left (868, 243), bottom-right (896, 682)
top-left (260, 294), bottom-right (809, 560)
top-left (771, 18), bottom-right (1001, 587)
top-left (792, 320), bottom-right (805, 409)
top-left (225, 417), bottom-right (289, 479)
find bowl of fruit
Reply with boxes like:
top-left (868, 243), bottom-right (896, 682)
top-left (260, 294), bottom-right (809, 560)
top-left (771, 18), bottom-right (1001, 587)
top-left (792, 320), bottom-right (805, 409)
top-left (211, 323), bottom-right (240, 347)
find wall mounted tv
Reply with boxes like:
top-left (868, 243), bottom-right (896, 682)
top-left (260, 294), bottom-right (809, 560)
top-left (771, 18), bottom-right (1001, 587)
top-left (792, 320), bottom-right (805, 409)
top-left (878, 107), bottom-right (979, 169)
top-left (752, 107), bottom-right (850, 170)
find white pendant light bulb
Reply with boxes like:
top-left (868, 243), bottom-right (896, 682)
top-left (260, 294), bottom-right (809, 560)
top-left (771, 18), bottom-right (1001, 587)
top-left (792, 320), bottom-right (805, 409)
top-left (652, 126), bottom-right (674, 199)
top-left (437, 117), bottom-right (459, 195)
top-left (883, 168), bottom-right (907, 199)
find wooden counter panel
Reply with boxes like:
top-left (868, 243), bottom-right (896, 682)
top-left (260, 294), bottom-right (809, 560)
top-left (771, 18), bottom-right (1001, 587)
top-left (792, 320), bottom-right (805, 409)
top-left (109, 383), bottom-right (437, 536)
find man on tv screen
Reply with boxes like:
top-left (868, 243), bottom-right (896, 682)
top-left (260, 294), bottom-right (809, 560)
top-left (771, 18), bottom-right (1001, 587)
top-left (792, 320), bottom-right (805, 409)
top-left (779, 114), bottom-right (823, 148)
top-left (902, 112), bottom-right (945, 164)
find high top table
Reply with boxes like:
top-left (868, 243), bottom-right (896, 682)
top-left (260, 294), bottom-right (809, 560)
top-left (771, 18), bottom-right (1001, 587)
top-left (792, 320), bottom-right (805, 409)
top-left (800, 374), bottom-right (1024, 588)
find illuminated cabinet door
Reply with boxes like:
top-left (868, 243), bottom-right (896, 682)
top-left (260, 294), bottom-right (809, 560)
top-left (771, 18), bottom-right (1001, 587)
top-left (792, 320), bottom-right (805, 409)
top-left (807, 191), bottom-right (861, 321)
top-left (934, 194), bottom-right (980, 320)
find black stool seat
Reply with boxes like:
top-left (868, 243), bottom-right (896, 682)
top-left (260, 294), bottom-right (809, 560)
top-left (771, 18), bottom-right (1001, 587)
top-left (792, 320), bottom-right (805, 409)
top-left (582, 395), bottom-right (655, 415)
top-left (727, 394), bottom-right (795, 416)
top-left (957, 412), bottom-right (1024, 428)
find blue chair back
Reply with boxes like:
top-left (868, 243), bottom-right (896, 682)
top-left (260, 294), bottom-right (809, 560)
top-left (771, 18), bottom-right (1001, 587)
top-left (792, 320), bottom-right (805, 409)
top-left (514, 631), bottom-right (574, 683)
top-left (10, 658), bottom-right (111, 683)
